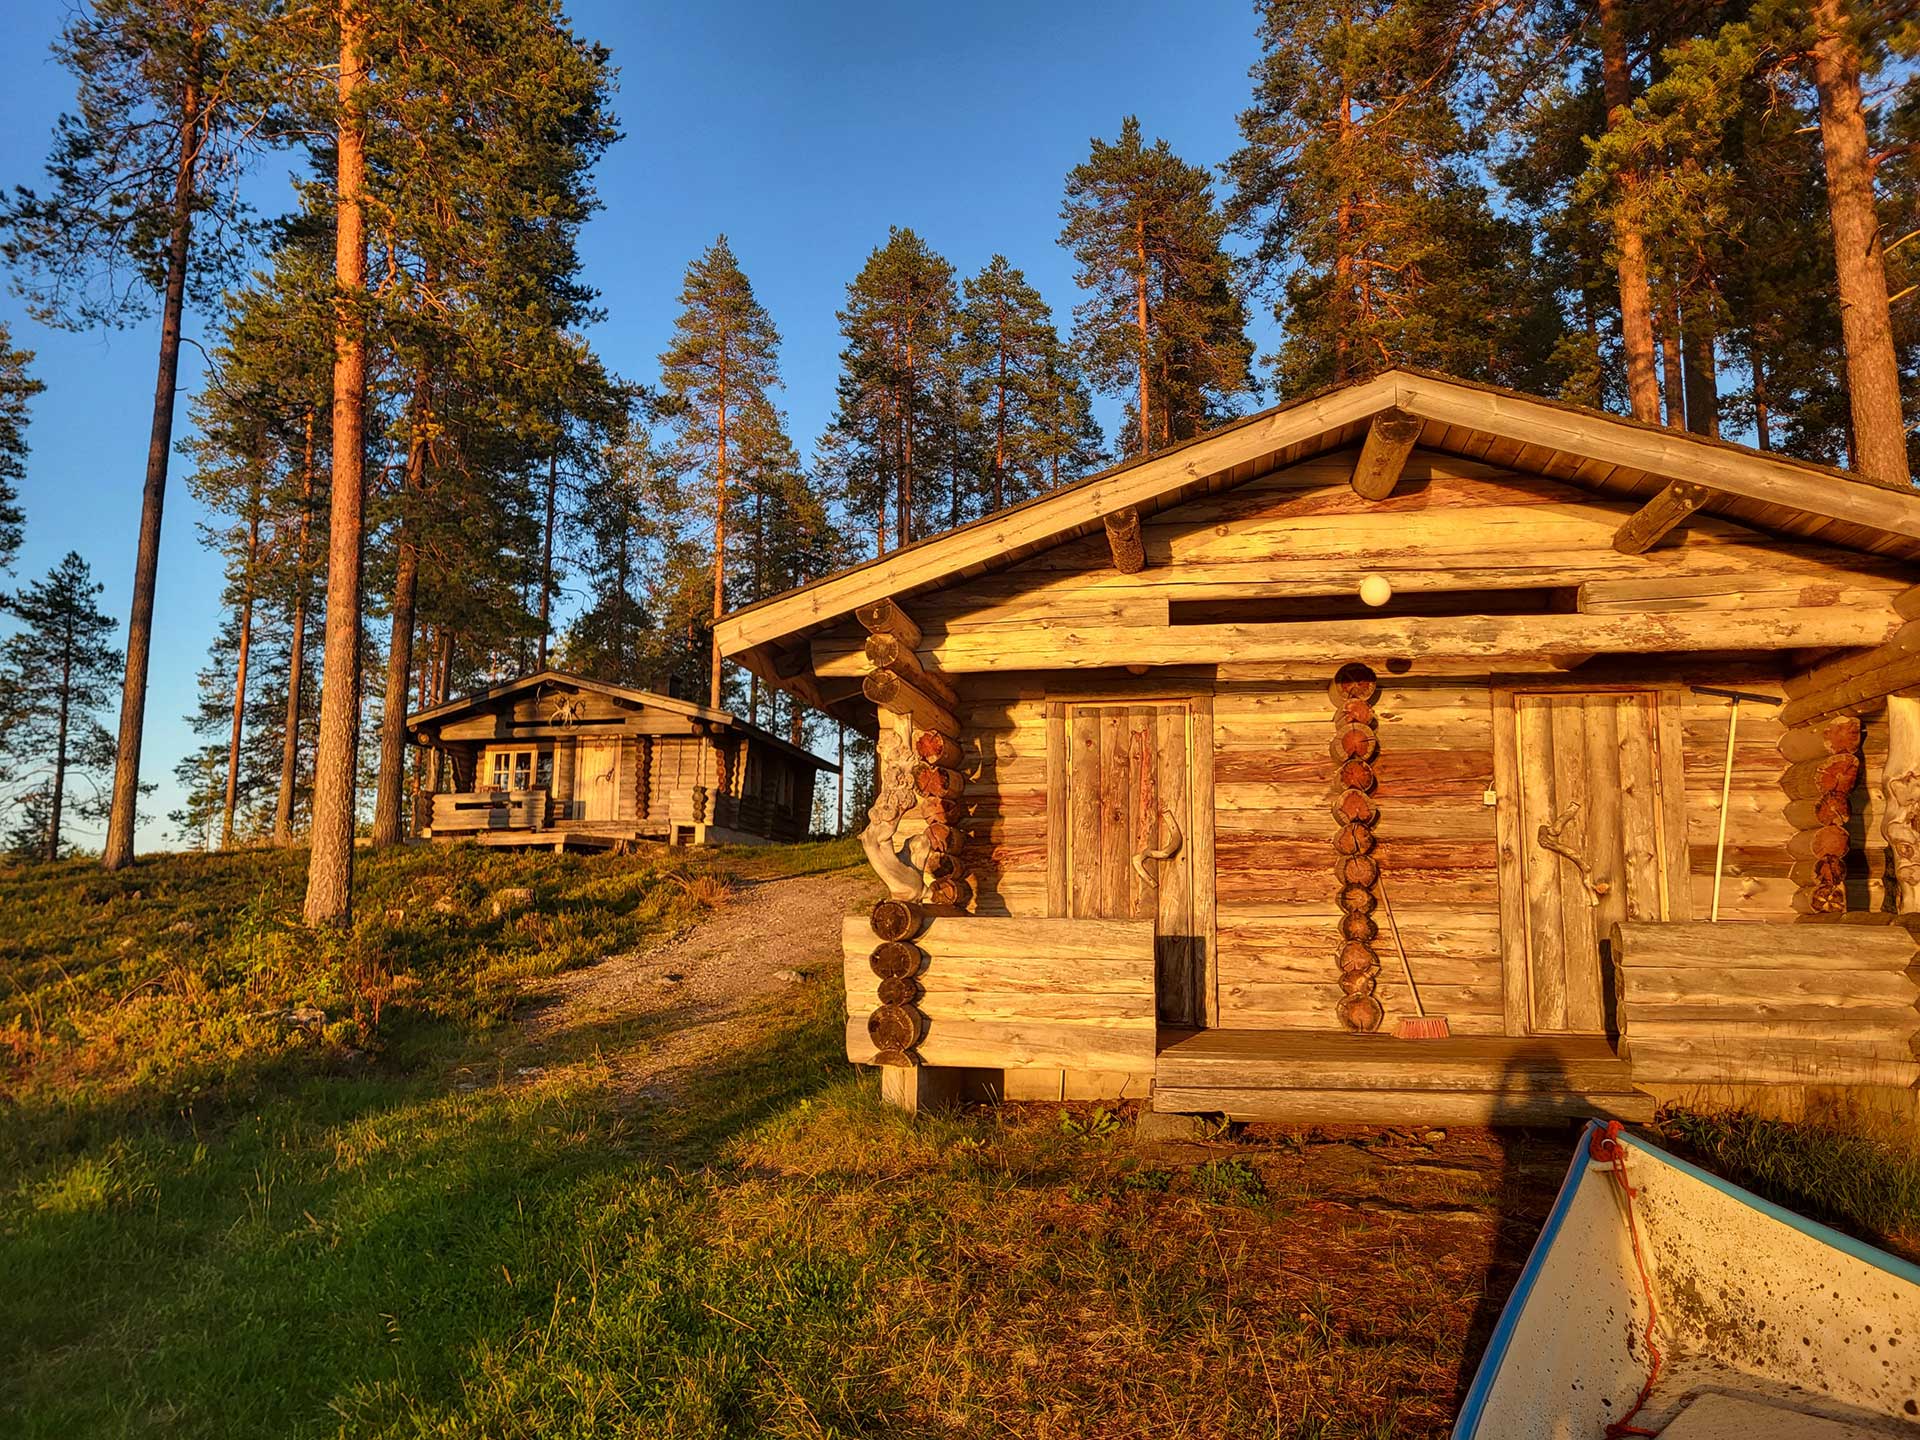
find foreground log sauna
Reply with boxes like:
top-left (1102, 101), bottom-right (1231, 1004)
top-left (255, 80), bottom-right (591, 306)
top-left (718, 370), bottom-right (1920, 1119)
top-left (407, 670), bottom-right (834, 848)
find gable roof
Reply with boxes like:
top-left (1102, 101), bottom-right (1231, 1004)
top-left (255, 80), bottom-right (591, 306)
top-left (715, 368), bottom-right (1920, 667)
top-left (406, 669), bottom-right (837, 770)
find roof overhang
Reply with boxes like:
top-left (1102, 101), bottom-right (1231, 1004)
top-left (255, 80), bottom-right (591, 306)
top-left (716, 369), bottom-right (1920, 673)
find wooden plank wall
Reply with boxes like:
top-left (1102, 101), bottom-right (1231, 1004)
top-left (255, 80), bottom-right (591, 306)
top-left (959, 677), bottom-right (1051, 917)
top-left (1213, 678), bottom-right (1506, 1035)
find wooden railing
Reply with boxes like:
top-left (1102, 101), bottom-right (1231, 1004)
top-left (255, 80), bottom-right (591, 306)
top-left (431, 790), bottom-right (548, 833)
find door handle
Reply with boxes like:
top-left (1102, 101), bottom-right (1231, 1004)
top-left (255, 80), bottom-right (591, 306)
top-left (1132, 810), bottom-right (1185, 889)
top-left (1536, 802), bottom-right (1609, 906)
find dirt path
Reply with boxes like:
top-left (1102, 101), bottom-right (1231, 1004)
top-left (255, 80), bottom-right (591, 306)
top-left (509, 862), bottom-right (877, 1102)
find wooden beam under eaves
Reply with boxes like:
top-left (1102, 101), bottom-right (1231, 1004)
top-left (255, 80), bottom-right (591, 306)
top-left (1612, 480), bottom-right (1715, 554)
top-left (1779, 618), bottom-right (1920, 726)
top-left (1104, 506), bottom-right (1146, 572)
top-left (1348, 407), bottom-right (1423, 500)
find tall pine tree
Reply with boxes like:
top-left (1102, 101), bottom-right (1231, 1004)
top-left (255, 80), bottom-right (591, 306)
top-left (659, 237), bottom-right (785, 705)
top-left (1062, 116), bottom-right (1255, 456)
top-left (956, 255), bottom-right (1105, 509)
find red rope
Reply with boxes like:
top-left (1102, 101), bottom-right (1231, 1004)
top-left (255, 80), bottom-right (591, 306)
top-left (1591, 1121), bottom-right (1665, 1439)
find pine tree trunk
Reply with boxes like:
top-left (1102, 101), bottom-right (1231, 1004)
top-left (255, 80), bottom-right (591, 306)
top-left (50, 636), bottom-right (71, 863)
top-left (538, 449), bottom-right (557, 669)
top-left (1657, 293), bottom-right (1687, 429)
top-left (221, 497), bottom-right (260, 849)
top-left (102, 58), bottom-right (204, 872)
top-left (1681, 305), bottom-right (1720, 437)
top-left (1810, 0), bottom-right (1909, 486)
top-left (994, 305), bottom-right (1007, 510)
top-left (304, 1), bottom-right (369, 927)
top-left (1752, 344), bottom-right (1773, 451)
top-left (1598, 0), bottom-right (1662, 425)
top-left (275, 414), bottom-right (314, 846)
top-left (710, 356), bottom-right (729, 707)
top-left (370, 371), bottom-right (427, 848)
top-left (900, 346), bottom-right (915, 546)
top-left (1134, 215), bottom-right (1151, 457)
top-left (370, 368), bottom-right (429, 844)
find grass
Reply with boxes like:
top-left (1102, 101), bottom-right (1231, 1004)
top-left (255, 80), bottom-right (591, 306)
top-left (2, 839), bottom-right (1536, 1439)
top-left (1654, 1104), bottom-right (1920, 1256)
top-left (5, 839), bottom-right (1915, 1437)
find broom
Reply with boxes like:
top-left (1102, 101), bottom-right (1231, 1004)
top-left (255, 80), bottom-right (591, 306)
top-left (1380, 875), bottom-right (1450, 1040)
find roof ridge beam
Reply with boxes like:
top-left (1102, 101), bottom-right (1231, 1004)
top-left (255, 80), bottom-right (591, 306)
top-left (1349, 407), bottom-right (1423, 500)
top-left (1612, 480), bottom-right (1716, 554)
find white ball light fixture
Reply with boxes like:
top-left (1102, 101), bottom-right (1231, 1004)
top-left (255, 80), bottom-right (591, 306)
top-left (1359, 573), bottom-right (1393, 608)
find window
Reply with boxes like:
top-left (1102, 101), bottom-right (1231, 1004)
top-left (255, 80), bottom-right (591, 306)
top-left (486, 747), bottom-right (552, 793)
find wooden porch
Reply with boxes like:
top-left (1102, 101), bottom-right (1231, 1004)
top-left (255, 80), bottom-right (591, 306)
top-left (1152, 1029), bottom-right (1655, 1125)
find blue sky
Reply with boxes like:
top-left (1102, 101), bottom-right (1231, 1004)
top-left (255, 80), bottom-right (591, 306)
top-left (0, 0), bottom-right (1278, 850)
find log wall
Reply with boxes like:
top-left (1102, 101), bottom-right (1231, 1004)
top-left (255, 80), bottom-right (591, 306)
top-left (921, 455), bottom-right (1905, 1045)
top-left (1212, 676), bottom-right (1505, 1035)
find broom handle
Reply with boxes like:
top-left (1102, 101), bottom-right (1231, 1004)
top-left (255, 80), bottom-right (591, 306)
top-left (1378, 876), bottom-right (1426, 1019)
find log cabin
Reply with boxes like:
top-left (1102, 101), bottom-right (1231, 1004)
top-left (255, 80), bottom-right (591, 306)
top-left (406, 670), bottom-right (835, 848)
top-left (716, 369), bottom-right (1920, 1123)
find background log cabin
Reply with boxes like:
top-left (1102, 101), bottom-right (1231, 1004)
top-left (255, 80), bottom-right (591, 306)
top-left (407, 671), bottom-right (835, 849)
top-left (719, 370), bottom-right (1920, 1122)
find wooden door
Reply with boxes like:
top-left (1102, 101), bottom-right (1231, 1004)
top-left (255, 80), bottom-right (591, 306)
top-left (576, 737), bottom-right (621, 822)
top-left (1063, 702), bottom-right (1202, 1027)
top-left (1508, 690), bottom-right (1679, 1035)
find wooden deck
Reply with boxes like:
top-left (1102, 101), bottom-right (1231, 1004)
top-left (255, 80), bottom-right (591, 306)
top-left (1153, 1029), bottom-right (1655, 1124)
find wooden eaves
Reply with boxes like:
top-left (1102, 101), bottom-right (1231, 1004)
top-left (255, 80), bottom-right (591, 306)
top-left (717, 369), bottom-right (1920, 705)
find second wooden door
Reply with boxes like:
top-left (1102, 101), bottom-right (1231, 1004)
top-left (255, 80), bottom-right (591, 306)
top-left (1510, 690), bottom-right (1679, 1035)
top-left (1064, 702), bottom-right (1200, 1027)
top-left (576, 737), bottom-right (622, 822)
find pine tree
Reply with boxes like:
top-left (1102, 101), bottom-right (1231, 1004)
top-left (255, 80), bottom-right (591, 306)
top-left (4, 0), bottom-right (273, 871)
top-left (1227, 6), bottom-right (1552, 397)
top-left (659, 237), bottom-right (785, 705)
top-left (0, 325), bottom-right (43, 583)
top-left (1803, 0), bottom-right (1908, 483)
top-left (1063, 116), bottom-right (1255, 456)
top-left (819, 228), bottom-right (960, 552)
top-left (956, 256), bottom-right (1104, 509)
top-left (298, 0), bottom-right (618, 918)
top-left (0, 553), bottom-right (121, 860)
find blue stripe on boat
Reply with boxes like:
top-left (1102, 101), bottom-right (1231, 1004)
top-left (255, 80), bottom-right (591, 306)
top-left (1450, 1119), bottom-right (1603, 1440)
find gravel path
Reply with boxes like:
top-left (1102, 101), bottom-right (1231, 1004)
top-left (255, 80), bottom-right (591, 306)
top-left (510, 862), bottom-right (877, 1101)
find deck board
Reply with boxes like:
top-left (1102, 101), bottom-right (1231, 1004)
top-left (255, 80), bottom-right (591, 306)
top-left (1154, 1027), bottom-right (1653, 1123)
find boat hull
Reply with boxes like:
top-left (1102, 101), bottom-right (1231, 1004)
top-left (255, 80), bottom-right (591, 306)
top-left (1454, 1122), bottom-right (1920, 1438)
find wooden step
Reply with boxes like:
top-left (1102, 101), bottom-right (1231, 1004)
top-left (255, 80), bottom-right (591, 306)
top-left (1152, 1029), bottom-right (1654, 1125)
top-left (1152, 1084), bottom-right (1655, 1126)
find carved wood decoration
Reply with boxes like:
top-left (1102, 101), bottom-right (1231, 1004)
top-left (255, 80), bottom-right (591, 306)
top-left (1885, 695), bottom-right (1920, 911)
top-left (1329, 663), bottom-right (1385, 1032)
top-left (1779, 713), bottom-right (1862, 917)
top-left (856, 599), bottom-right (972, 1068)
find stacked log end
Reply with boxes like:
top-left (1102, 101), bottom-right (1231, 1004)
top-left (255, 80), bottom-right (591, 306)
top-left (1329, 663), bottom-right (1384, 1033)
top-left (867, 899), bottom-right (929, 1066)
top-left (1779, 715), bottom-right (1862, 919)
top-left (858, 599), bottom-right (971, 1067)
top-left (912, 729), bottom-right (973, 911)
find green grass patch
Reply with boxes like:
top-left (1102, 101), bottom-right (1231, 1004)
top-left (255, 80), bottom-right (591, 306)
top-left (1655, 1105), bottom-right (1920, 1256)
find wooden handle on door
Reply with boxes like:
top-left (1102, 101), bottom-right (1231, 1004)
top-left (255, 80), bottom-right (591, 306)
top-left (1132, 811), bottom-right (1185, 889)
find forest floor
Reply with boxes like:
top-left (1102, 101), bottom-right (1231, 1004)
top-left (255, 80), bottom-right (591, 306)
top-left (2, 839), bottom-right (1915, 1438)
